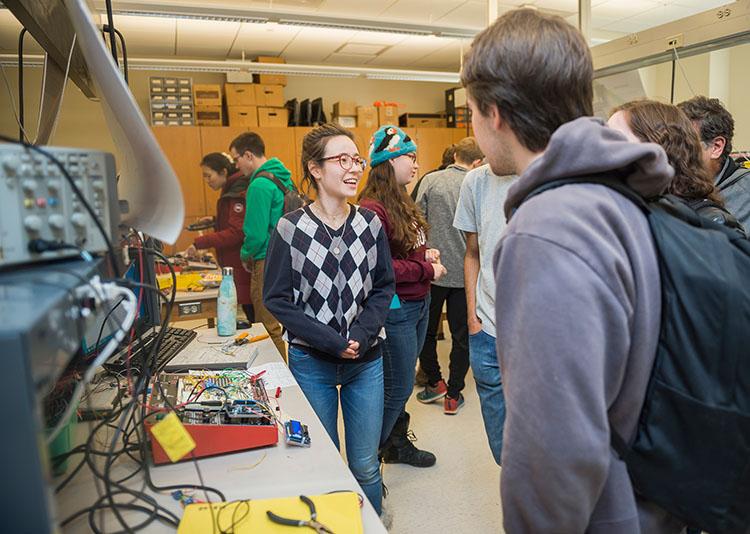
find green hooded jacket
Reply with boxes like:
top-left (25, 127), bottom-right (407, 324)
top-left (240, 157), bottom-right (294, 261)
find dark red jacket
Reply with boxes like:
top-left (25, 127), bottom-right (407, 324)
top-left (359, 198), bottom-right (433, 301)
top-left (194, 172), bottom-right (251, 304)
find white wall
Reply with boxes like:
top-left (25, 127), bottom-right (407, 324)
top-left (637, 42), bottom-right (750, 151)
top-left (0, 66), bottom-right (456, 157)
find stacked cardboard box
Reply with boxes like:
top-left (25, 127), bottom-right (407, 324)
top-left (255, 84), bottom-right (287, 126)
top-left (357, 106), bottom-right (378, 130)
top-left (399, 113), bottom-right (446, 128)
top-left (332, 101), bottom-right (357, 128)
top-left (150, 76), bottom-right (194, 126)
top-left (377, 105), bottom-right (399, 127)
top-left (253, 56), bottom-right (288, 87)
top-left (194, 84), bottom-right (223, 126)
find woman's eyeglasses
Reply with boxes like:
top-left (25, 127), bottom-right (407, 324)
top-left (319, 153), bottom-right (367, 171)
top-left (403, 153), bottom-right (417, 164)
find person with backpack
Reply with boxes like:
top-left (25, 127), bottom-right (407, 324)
top-left (229, 132), bottom-right (294, 358)
top-left (185, 152), bottom-right (254, 322)
top-left (263, 123), bottom-right (395, 519)
top-left (608, 100), bottom-right (745, 235)
top-left (462, 9), bottom-right (686, 532)
top-left (359, 125), bottom-right (447, 468)
top-left (678, 96), bottom-right (750, 229)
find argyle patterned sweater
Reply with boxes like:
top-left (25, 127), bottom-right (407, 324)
top-left (263, 204), bottom-right (395, 363)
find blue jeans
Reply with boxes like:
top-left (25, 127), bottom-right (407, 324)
top-left (288, 345), bottom-right (384, 514)
top-left (380, 296), bottom-right (430, 445)
top-left (469, 329), bottom-right (506, 465)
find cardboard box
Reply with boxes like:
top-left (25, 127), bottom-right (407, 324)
top-left (253, 56), bottom-right (287, 86)
top-left (255, 56), bottom-right (285, 64)
top-left (193, 84), bottom-right (221, 106)
top-left (258, 107), bottom-right (289, 127)
top-left (332, 115), bottom-right (357, 128)
top-left (377, 105), bottom-right (399, 126)
top-left (195, 105), bottom-right (223, 126)
top-left (357, 106), bottom-right (378, 130)
top-left (399, 113), bottom-right (446, 128)
top-left (225, 83), bottom-right (257, 106)
top-left (333, 101), bottom-right (357, 117)
top-left (227, 106), bottom-right (258, 127)
top-left (254, 85), bottom-right (285, 107)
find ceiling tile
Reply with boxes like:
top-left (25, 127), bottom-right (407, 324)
top-left (338, 43), bottom-right (386, 55)
top-left (347, 30), bottom-right (408, 46)
top-left (598, 17), bottom-right (653, 34)
top-left (316, 0), bottom-right (398, 18)
top-left (327, 52), bottom-right (378, 65)
top-left (624, 3), bottom-right (717, 31)
top-left (368, 35), bottom-right (454, 66)
top-left (111, 15), bottom-right (176, 56)
top-left (379, 0), bottom-right (467, 24)
top-left (435, 0), bottom-right (486, 28)
top-left (672, 0), bottom-right (733, 9)
top-left (229, 22), bottom-right (299, 58)
top-left (176, 19), bottom-right (240, 58)
top-left (412, 42), bottom-right (463, 70)
top-left (592, 0), bottom-right (660, 20)
top-left (282, 26), bottom-right (358, 62)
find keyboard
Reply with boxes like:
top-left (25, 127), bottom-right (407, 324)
top-left (104, 326), bottom-right (197, 374)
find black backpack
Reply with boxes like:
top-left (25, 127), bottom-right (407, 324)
top-left (521, 176), bottom-right (750, 534)
top-left (257, 171), bottom-right (307, 214)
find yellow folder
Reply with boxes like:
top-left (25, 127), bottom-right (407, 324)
top-left (177, 492), bottom-right (363, 534)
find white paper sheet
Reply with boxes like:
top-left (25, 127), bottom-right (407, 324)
top-left (247, 362), bottom-right (298, 390)
top-left (64, 0), bottom-right (185, 243)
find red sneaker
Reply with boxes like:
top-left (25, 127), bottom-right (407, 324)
top-left (444, 394), bottom-right (465, 415)
top-left (416, 379), bottom-right (447, 404)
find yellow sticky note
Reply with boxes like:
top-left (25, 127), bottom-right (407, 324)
top-left (150, 412), bottom-right (196, 462)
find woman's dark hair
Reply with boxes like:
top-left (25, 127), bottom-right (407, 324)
top-left (613, 100), bottom-right (724, 206)
top-left (300, 123), bottom-right (356, 196)
top-left (200, 152), bottom-right (238, 177)
top-left (358, 160), bottom-right (428, 257)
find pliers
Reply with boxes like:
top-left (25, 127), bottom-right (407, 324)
top-left (266, 495), bottom-right (335, 533)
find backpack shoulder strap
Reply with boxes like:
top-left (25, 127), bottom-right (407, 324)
top-left (516, 175), bottom-right (649, 218)
top-left (256, 171), bottom-right (294, 194)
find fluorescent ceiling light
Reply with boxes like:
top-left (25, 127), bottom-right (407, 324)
top-left (91, 1), bottom-right (478, 39)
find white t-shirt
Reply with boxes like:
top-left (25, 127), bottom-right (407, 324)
top-left (453, 164), bottom-right (517, 338)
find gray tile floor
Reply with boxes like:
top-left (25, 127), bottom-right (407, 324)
top-left (380, 332), bottom-right (504, 533)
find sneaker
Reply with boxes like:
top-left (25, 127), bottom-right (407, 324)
top-left (444, 393), bottom-right (465, 415)
top-left (416, 380), bottom-right (447, 404)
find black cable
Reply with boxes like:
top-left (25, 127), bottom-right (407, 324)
top-left (17, 28), bottom-right (28, 143)
top-left (0, 134), bottom-right (121, 278)
top-left (91, 296), bottom-right (125, 359)
top-left (103, 25), bottom-right (129, 85)
top-left (104, 0), bottom-right (119, 68)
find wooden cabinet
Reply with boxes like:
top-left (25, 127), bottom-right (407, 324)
top-left (151, 125), bottom-right (465, 253)
top-left (152, 126), bottom-right (206, 217)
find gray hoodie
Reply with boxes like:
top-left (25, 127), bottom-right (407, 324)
top-left (494, 117), bottom-right (685, 533)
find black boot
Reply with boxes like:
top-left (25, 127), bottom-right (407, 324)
top-left (380, 411), bottom-right (436, 467)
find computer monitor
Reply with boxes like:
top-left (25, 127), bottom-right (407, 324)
top-left (299, 99), bottom-right (312, 127)
top-left (310, 98), bottom-right (326, 126)
top-left (285, 98), bottom-right (300, 127)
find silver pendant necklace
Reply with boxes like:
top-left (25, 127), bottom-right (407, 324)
top-left (313, 204), bottom-right (348, 255)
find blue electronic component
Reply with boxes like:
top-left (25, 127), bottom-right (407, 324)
top-left (284, 419), bottom-right (311, 447)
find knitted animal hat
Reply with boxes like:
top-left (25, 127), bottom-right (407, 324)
top-left (368, 125), bottom-right (417, 167)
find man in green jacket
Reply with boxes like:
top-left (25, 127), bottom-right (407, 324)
top-left (229, 132), bottom-right (293, 358)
